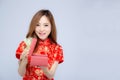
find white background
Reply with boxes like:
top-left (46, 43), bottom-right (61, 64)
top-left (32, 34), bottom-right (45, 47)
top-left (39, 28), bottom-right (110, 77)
top-left (0, 0), bottom-right (120, 80)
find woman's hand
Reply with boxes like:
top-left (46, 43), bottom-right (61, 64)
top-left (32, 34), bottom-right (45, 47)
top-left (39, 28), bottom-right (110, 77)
top-left (39, 66), bottom-right (47, 70)
top-left (20, 49), bottom-right (29, 64)
top-left (38, 61), bottom-right (59, 79)
top-left (18, 49), bottom-right (29, 76)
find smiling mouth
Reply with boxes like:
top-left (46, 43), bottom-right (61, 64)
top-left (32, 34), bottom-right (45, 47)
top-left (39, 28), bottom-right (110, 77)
top-left (39, 33), bottom-right (46, 36)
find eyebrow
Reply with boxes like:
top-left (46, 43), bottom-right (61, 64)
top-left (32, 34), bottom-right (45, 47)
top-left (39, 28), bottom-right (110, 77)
top-left (38, 22), bottom-right (49, 24)
top-left (43, 23), bottom-right (49, 24)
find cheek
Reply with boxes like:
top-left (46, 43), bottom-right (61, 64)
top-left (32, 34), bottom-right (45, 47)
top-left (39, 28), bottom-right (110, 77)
top-left (49, 26), bottom-right (51, 32)
top-left (46, 26), bottom-right (51, 32)
top-left (35, 27), bottom-right (39, 32)
top-left (48, 28), bottom-right (51, 34)
top-left (35, 27), bottom-right (38, 34)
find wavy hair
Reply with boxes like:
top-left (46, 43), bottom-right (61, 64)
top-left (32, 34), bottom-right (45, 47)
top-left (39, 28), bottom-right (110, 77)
top-left (26, 9), bottom-right (57, 44)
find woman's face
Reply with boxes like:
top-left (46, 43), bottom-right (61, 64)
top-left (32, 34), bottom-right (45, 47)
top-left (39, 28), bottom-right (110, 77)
top-left (35, 15), bottom-right (51, 40)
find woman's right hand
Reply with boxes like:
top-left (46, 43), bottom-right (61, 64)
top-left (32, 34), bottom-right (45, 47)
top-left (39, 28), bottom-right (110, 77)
top-left (18, 49), bottom-right (29, 76)
top-left (20, 49), bottom-right (29, 64)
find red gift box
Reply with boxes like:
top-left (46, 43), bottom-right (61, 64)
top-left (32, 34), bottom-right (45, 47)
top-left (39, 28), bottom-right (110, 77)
top-left (28, 54), bottom-right (48, 67)
top-left (28, 38), bottom-right (48, 67)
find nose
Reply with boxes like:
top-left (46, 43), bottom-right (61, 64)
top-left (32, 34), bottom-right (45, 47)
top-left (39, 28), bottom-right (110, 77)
top-left (39, 26), bottom-right (44, 32)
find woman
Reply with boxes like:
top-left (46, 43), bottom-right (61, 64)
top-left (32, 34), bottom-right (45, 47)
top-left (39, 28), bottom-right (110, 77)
top-left (15, 9), bottom-right (64, 80)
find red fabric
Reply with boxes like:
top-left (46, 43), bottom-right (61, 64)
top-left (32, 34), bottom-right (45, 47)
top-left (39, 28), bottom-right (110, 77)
top-left (15, 38), bottom-right (64, 80)
top-left (16, 41), bottom-right (26, 59)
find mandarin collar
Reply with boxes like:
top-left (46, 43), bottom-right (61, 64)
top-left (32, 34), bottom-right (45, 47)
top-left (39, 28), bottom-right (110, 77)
top-left (38, 38), bottom-right (51, 46)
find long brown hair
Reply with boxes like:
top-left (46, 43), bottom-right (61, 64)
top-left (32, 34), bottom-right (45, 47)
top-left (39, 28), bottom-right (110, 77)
top-left (26, 9), bottom-right (57, 44)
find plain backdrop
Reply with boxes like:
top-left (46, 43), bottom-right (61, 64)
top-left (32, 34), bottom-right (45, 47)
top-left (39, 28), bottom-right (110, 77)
top-left (0, 0), bottom-right (120, 80)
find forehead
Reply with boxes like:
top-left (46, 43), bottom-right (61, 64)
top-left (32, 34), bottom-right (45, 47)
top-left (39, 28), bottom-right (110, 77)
top-left (38, 15), bottom-right (50, 23)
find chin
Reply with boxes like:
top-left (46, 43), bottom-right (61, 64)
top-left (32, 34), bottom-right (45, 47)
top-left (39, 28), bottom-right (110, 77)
top-left (37, 35), bottom-right (48, 40)
top-left (39, 37), bottom-right (47, 40)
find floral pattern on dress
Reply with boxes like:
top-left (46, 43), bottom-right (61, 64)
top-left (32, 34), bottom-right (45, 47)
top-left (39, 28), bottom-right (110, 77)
top-left (16, 41), bottom-right (27, 59)
top-left (15, 38), bottom-right (64, 80)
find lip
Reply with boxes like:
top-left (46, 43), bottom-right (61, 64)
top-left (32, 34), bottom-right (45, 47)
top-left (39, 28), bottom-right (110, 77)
top-left (39, 33), bottom-right (46, 36)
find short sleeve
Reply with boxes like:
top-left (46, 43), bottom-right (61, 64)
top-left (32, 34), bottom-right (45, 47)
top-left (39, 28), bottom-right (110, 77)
top-left (15, 41), bottom-right (26, 59)
top-left (54, 45), bottom-right (64, 64)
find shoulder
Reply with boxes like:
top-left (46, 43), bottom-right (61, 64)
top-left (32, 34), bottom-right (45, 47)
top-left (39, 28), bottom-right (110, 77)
top-left (51, 42), bottom-right (63, 48)
top-left (55, 44), bottom-right (63, 50)
top-left (51, 43), bottom-right (63, 52)
top-left (53, 43), bottom-right (64, 64)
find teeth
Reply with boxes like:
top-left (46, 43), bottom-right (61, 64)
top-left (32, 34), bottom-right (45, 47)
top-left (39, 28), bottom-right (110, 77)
top-left (39, 33), bottom-right (45, 35)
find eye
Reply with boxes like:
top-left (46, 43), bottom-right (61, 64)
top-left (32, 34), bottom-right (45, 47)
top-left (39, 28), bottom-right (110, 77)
top-left (44, 24), bottom-right (48, 26)
top-left (36, 24), bottom-right (40, 26)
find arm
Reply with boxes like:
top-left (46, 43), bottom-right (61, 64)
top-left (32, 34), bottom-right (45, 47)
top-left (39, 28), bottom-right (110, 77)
top-left (41, 45), bottom-right (64, 79)
top-left (41, 61), bottom-right (59, 79)
top-left (16, 38), bottom-right (33, 76)
top-left (18, 50), bottom-right (28, 76)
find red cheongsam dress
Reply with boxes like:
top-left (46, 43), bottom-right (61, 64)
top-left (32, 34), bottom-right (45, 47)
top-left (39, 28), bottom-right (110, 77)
top-left (15, 38), bottom-right (64, 80)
